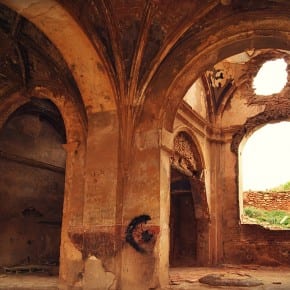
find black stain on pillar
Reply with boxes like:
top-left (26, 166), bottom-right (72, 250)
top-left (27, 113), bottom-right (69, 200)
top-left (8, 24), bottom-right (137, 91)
top-left (125, 214), bottom-right (153, 253)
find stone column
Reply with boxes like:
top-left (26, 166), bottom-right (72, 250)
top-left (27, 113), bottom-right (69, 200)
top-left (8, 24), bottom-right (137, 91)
top-left (82, 111), bottom-right (119, 290)
top-left (208, 139), bottom-right (224, 265)
top-left (120, 128), bottom-right (170, 290)
top-left (60, 140), bottom-right (86, 288)
top-left (62, 110), bottom-right (119, 290)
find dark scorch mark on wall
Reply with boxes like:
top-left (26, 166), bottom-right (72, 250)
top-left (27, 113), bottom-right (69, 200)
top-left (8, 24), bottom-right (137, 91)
top-left (125, 214), bottom-right (153, 253)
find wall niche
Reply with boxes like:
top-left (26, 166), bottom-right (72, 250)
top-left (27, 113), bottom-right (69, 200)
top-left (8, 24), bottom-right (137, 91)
top-left (0, 98), bottom-right (66, 273)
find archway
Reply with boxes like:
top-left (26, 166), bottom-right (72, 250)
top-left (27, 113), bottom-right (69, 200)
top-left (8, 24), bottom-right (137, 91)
top-left (170, 168), bottom-right (197, 266)
top-left (169, 131), bottom-right (209, 267)
top-left (239, 121), bottom-right (290, 229)
top-left (142, 25), bottom-right (290, 278)
top-left (0, 98), bottom-right (66, 275)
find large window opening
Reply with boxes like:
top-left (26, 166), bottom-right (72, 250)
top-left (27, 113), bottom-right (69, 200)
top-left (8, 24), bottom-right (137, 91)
top-left (0, 98), bottom-right (66, 275)
top-left (239, 122), bottom-right (290, 229)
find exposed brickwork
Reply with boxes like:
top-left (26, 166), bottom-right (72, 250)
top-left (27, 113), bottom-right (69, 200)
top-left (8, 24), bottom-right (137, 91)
top-left (224, 224), bottom-right (290, 266)
top-left (244, 191), bottom-right (290, 211)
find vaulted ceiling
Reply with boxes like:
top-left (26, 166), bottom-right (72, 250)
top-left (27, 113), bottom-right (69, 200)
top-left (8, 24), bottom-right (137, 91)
top-left (0, 2), bottom-right (87, 131)
top-left (57, 0), bottom-right (290, 127)
top-left (1, 0), bottom-right (290, 130)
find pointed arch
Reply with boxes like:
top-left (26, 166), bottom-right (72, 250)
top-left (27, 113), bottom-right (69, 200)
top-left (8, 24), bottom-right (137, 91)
top-left (169, 130), bottom-right (210, 266)
top-left (0, 0), bottom-right (117, 115)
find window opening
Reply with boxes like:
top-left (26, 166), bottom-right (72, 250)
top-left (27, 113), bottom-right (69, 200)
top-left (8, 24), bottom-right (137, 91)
top-left (253, 58), bottom-right (287, 95)
top-left (239, 122), bottom-right (290, 229)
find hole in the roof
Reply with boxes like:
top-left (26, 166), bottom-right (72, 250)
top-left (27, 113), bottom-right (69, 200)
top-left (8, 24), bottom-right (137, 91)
top-left (253, 58), bottom-right (288, 95)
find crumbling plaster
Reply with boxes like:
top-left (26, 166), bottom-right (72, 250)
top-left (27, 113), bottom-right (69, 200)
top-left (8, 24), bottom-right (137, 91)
top-left (173, 45), bottom-right (290, 268)
top-left (0, 0), bottom-right (116, 114)
top-left (221, 52), bottom-right (290, 266)
top-left (1, 1), bottom-right (290, 289)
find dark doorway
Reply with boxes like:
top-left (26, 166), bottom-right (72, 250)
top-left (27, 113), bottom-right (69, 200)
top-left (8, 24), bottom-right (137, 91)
top-left (170, 168), bottom-right (197, 267)
top-left (0, 99), bottom-right (66, 275)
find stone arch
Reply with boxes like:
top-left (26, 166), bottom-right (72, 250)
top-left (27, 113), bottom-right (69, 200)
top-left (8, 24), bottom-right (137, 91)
top-left (171, 131), bottom-right (203, 176)
top-left (131, 9), bottom-right (290, 281)
top-left (139, 9), bottom-right (290, 132)
top-left (169, 130), bottom-right (209, 266)
top-left (0, 92), bottom-right (66, 273)
top-left (0, 87), bottom-right (86, 143)
top-left (0, 87), bottom-right (86, 282)
top-left (0, 0), bottom-right (117, 114)
top-left (172, 127), bottom-right (205, 174)
top-left (0, 3), bottom-right (119, 285)
top-left (161, 34), bottom-right (290, 131)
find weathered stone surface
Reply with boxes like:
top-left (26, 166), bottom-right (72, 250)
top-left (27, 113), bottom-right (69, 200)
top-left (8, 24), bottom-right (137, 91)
top-left (0, 1), bottom-right (290, 289)
top-left (244, 191), bottom-right (290, 211)
top-left (83, 256), bottom-right (116, 290)
top-left (199, 273), bottom-right (263, 287)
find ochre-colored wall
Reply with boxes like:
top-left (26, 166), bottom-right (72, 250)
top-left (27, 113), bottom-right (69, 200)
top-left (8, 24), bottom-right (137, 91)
top-left (1, 1), bottom-right (290, 289)
top-left (174, 58), bottom-right (290, 267)
top-left (220, 70), bottom-right (290, 266)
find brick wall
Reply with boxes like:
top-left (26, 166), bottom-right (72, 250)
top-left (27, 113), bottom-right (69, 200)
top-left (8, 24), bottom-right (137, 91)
top-left (243, 191), bottom-right (290, 211)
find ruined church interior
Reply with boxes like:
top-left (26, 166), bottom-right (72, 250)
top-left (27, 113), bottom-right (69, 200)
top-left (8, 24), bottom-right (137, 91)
top-left (0, 0), bottom-right (290, 289)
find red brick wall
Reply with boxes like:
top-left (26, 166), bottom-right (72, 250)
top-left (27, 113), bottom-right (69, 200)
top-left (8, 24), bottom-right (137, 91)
top-left (244, 191), bottom-right (290, 211)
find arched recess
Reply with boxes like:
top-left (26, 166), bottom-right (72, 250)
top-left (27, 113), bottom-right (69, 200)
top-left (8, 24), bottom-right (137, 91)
top-left (169, 131), bottom-right (209, 266)
top-left (0, 87), bottom-right (86, 278)
top-left (0, 97), bottom-right (66, 271)
top-left (0, 1), bottom-right (119, 284)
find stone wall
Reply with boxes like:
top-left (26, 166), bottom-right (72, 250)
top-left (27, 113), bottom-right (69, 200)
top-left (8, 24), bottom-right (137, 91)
top-left (244, 191), bottom-right (290, 211)
top-left (0, 113), bottom-right (66, 267)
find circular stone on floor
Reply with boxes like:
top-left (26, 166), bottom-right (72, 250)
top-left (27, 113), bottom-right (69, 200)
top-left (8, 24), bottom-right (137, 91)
top-left (199, 273), bottom-right (263, 287)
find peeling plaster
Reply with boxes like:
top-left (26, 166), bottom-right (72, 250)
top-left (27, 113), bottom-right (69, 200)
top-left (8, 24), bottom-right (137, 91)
top-left (0, 0), bottom-right (116, 113)
top-left (135, 129), bottom-right (159, 150)
top-left (83, 256), bottom-right (116, 290)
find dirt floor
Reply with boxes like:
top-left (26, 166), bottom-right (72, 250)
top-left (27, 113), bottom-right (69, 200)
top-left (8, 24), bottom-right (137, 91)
top-left (0, 273), bottom-right (58, 290)
top-left (0, 265), bottom-right (289, 289)
top-left (168, 265), bottom-right (290, 290)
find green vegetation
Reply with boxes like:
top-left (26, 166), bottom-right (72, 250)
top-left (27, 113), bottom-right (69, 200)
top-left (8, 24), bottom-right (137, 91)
top-left (268, 180), bottom-right (290, 192)
top-left (243, 206), bottom-right (290, 229)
